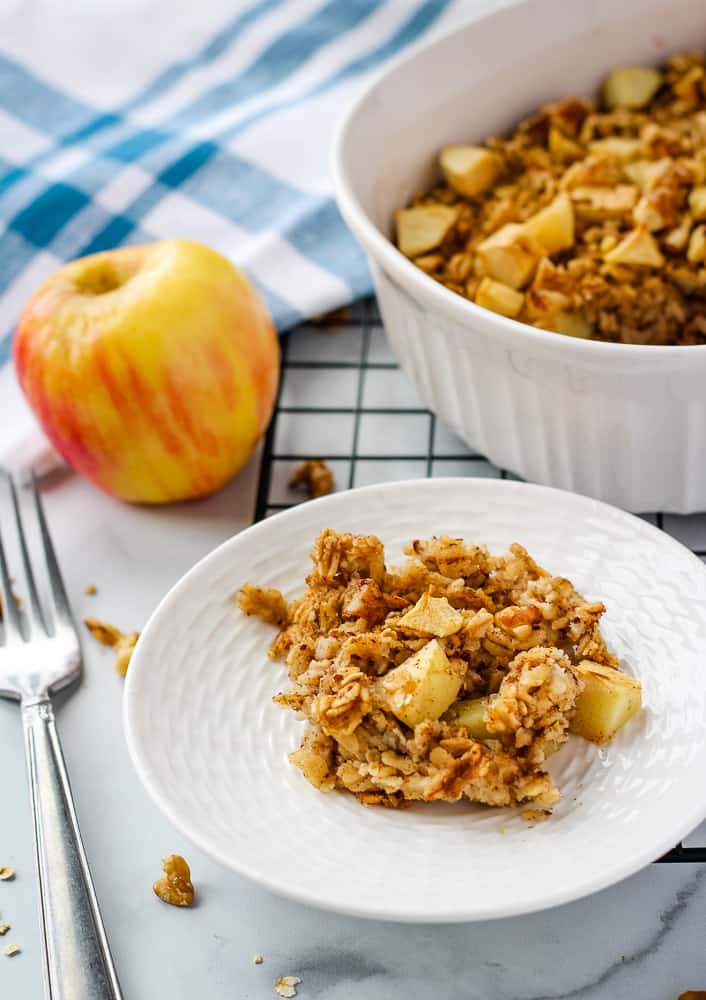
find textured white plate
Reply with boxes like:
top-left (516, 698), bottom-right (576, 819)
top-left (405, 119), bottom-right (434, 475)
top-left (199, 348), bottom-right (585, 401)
top-left (124, 479), bottom-right (706, 922)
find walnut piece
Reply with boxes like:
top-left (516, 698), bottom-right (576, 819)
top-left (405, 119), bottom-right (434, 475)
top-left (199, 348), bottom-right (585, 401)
top-left (153, 854), bottom-right (194, 907)
top-left (289, 459), bottom-right (334, 499)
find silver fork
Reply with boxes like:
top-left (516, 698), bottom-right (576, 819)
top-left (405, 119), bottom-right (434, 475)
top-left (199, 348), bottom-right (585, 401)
top-left (0, 470), bottom-right (123, 1000)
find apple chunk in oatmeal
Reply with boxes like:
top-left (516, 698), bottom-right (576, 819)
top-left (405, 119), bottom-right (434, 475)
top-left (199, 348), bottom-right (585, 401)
top-left (238, 531), bottom-right (641, 811)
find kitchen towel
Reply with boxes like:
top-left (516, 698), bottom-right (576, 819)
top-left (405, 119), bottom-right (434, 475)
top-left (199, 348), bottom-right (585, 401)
top-left (0, 0), bottom-right (496, 461)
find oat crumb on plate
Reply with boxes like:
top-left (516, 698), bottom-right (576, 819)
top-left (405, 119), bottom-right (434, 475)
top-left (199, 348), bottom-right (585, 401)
top-left (0, 924), bottom-right (10, 936)
top-left (289, 459), bottom-right (334, 499)
top-left (3, 944), bottom-right (20, 957)
top-left (84, 617), bottom-right (139, 676)
top-left (275, 975), bottom-right (301, 998)
top-left (0, 868), bottom-right (15, 881)
top-left (153, 855), bottom-right (194, 907)
top-left (521, 808), bottom-right (552, 823)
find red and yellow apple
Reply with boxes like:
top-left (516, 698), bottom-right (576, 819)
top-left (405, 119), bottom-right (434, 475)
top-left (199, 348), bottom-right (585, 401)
top-left (13, 240), bottom-right (280, 503)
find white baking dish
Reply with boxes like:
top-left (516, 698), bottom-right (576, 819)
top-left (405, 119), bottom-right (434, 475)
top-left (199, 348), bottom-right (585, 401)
top-left (332, 0), bottom-right (706, 512)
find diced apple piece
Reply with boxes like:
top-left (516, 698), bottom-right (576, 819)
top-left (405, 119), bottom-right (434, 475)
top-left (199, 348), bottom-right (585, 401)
top-left (603, 67), bottom-right (662, 109)
top-left (664, 214), bottom-right (693, 252)
top-left (588, 137), bottom-right (641, 161)
top-left (396, 205), bottom-right (459, 258)
top-left (624, 158), bottom-right (670, 191)
top-left (571, 185), bottom-right (638, 219)
top-left (604, 227), bottom-right (664, 267)
top-left (551, 312), bottom-right (592, 339)
top-left (688, 185), bottom-right (706, 221)
top-left (569, 660), bottom-right (642, 744)
top-left (633, 192), bottom-right (671, 232)
top-left (477, 223), bottom-right (541, 288)
top-left (444, 696), bottom-right (492, 740)
top-left (524, 193), bottom-right (575, 255)
top-left (376, 639), bottom-right (463, 728)
top-left (475, 277), bottom-right (524, 318)
top-left (687, 224), bottom-right (706, 263)
top-left (397, 592), bottom-right (463, 637)
top-left (440, 145), bottom-right (502, 198)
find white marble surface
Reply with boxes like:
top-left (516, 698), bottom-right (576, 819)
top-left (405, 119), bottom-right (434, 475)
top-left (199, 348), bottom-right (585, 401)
top-left (0, 461), bottom-right (704, 1000)
top-left (2, 322), bottom-right (706, 998)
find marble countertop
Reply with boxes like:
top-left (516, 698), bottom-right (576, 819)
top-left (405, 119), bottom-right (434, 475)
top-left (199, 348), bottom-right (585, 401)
top-left (2, 318), bottom-right (706, 999)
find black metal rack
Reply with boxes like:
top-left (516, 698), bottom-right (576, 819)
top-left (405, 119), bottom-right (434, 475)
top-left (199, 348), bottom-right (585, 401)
top-left (253, 297), bottom-right (706, 864)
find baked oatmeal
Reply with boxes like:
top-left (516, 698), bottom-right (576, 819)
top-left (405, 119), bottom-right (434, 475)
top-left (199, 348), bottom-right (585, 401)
top-left (239, 531), bottom-right (641, 812)
top-left (396, 52), bottom-right (706, 344)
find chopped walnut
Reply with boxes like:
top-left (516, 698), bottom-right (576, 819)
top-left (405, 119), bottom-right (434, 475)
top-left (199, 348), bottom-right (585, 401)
top-left (274, 975), bottom-right (302, 998)
top-left (84, 617), bottom-right (139, 676)
top-left (289, 459), bottom-right (334, 499)
top-left (153, 855), bottom-right (194, 907)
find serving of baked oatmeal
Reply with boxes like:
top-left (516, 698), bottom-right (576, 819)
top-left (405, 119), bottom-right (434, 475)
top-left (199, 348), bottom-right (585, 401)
top-left (239, 530), bottom-right (641, 812)
top-left (396, 52), bottom-right (706, 344)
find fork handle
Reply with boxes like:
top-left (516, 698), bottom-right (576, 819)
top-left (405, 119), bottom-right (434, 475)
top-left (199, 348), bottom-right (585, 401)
top-left (22, 699), bottom-right (123, 1000)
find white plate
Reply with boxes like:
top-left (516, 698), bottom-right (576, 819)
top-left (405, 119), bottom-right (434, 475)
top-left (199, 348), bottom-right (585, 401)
top-left (124, 479), bottom-right (706, 922)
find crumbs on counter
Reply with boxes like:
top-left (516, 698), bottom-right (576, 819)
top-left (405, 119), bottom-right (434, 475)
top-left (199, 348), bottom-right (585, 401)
top-left (254, 954), bottom-right (264, 965)
top-left (84, 584), bottom-right (97, 596)
top-left (274, 976), bottom-right (301, 998)
top-left (153, 855), bottom-right (194, 908)
top-left (0, 924), bottom-right (9, 936)
top-left (288, 459), bottom-right (334, 499)
top-left (2, 944), bottom-right (20, 958)
top-left (0, 868), bottom-right (15, 882)
top-left (84, 617), bottom-right (139, 677)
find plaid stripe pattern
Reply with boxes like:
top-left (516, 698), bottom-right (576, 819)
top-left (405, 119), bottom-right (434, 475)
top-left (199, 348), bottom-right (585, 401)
top-left (0, 0), bottom-right (467, 371)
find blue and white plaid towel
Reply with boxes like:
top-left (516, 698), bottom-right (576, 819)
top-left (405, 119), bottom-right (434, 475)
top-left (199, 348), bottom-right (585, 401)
top-left (0, 0), bottom-right (489, 460)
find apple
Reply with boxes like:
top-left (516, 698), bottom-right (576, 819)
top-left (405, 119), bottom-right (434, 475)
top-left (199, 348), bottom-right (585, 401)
top-left (13, 240), bottom-right (280, 503)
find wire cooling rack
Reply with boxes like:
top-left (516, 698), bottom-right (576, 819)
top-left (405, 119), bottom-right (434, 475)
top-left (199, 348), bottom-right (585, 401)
top-left (253, 297), bottom-right (706, 863)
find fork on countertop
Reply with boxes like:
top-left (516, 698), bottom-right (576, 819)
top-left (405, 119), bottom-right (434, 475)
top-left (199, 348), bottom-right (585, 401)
top-left (0, 470), bottom-right (123, 999)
